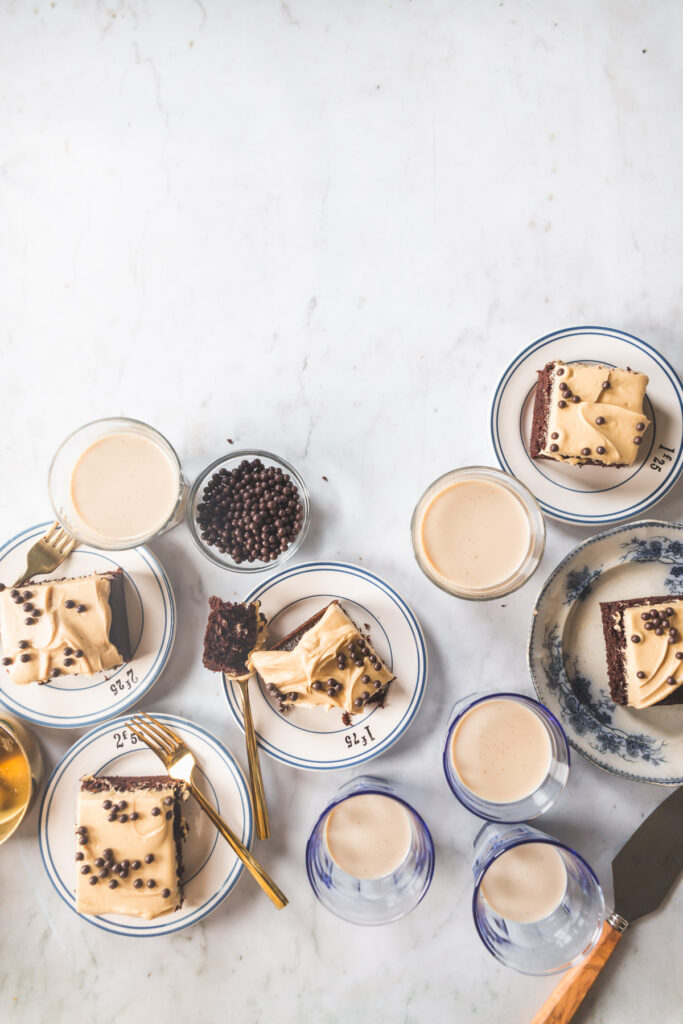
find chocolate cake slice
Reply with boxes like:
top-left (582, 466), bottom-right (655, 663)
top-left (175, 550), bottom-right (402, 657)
top-left (202, 598), bottom-right (267, 676)
top-left (530, 360), bottom-right (650, 467)
top-left (250, 601), bottom-right (395, 717)
top-left (76, 775), bottom-right (188, 920)
top-left (600, 595), bottom-right (683, 708)
top-left (0, 568), bottom-right (131, 686)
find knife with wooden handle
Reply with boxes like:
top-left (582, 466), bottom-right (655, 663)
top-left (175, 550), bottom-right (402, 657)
top-left (531, 785), bottom-right (683, 1024)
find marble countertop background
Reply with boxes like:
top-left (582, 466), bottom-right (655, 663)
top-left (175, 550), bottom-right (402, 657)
top-left (1, 2), bottom-right (682, 1022)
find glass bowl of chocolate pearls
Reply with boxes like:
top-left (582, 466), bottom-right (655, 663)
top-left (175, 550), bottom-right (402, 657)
top-left (187, 450), bottom-right (310, 572)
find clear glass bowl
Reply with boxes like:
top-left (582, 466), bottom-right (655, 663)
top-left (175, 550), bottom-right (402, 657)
top-left (472, 822), bottom-right (605, 975)
top-left (49, 417), bottom-right (188, 550)
top-left (306, 775), bottom-right (435, 926)
top-left (443, 692), bottom-right (570, 822)
top-left (0, 713), bottom-right (43, 845)
top-left (187, 449), bottom-right (310, 573)
top-left (411, 465), bottom-right (546, 600)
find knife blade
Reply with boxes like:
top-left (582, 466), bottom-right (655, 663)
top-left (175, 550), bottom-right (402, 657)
top-left (531, 787), bottom-right (683, 1024)
top-left (612, 784), bottom-right (683, 926)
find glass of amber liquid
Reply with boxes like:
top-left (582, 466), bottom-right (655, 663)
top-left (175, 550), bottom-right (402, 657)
top-left (0, 713), bottom-right (43, 844)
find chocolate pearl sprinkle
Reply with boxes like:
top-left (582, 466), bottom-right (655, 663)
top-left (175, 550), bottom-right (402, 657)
top-left (103, 800), bottom-right (112, 809)
top-left (360, 674), bottom-right (370, 684)
top-left (631, 635), bottom-right (641, 643)
top-left (645, 622), bottom-right (655, 630)
top-left (76, 604), bottom-right (86, 613)
top-left (131, 859), bottom-right (141, 870)
top-left (20, 653), bottom-right (31, 662)
top-left (2, 657), bottom-right (11, 666)
top-left (118, 813), bottom-right (128, 823)
top-left (24, 618), bottom-right (35, 626)
top-left (95, 858), bottom-right (104, 868)
top-left (559, 382), bottom-right (568, 391)
top-left (288, 692), bottom-right (298, 701)
top-left (595, 416), bottom-right (606, 425)
top-left (64, 658), bottom-right (74, 667)
top-left (134, 878), bottom-right (143, 889)
top-left (551, 432), bottom-right (559, 440)
top-left (64, 647), bottom-right (73, 657)
top-left (311, 681), bottom-right (322, 691)
top-left (164, 796), bottom-right (173, 806)
top-left (98, 868), bottom-right (109, 879)
top-left (353, 697), bottom-right (363, 707)
top-left (162, 888), bottom-right (171, 899)
top-left (65, 600), bottom-right (75, 609)
top-left (557, 367), bottom-right (565, 375)
top-left (22, 603), bottom-right (33, 613)
top-left (9, 589), bottom-right (18, 597)
top-left (89, 876), bottom-right (98, 886)
top-left (147, 879), bottom-right (156, 889)
top-left (18, 640), bottom-right (28, 649)
top-left (145, 853), bottom-right (154, 864)
top-left (572, 395), bottom-right (581, 403)
top-left (636, 422), bottom-right (645, 431)
top-left (596, 447), bottom-right (606, 455)
top-left (103, 848), bottom-right (113, 859)
top-left (75, 851), bottom-right (84, 861)
top-left (581, 448), bottom-right (591, 456)
top-left (76, 825), bottom-right (86, 835)
top-left (74, 649), bottom-right (83, 658)
top-left (667, 676), bottom-right (677, 686)
top-left (558, 399), bottom-right (567, 408)
top-left (550, 444), bottom-right (559, 452)
top-left (130, 811), bottom-right (139, 821)
top-left (326, 687), bottom-right (336, 697)
top-left (151, 807), bottom-right (161, 817)
top-left (602, 380), bottom-right (610, 389)
top-left (655, 628), bottom-right (665, 636)
top-left (633, 436), bottom-right (643, 446)
top-left (676, 652), bottom-right (683, 661)
top-left (373, 680), bottom-right (382, 689)
top-left (637, 671), bottom-right (646, 679)
top-left (665, 608), bottom-right (675, 616)
top-left (109, 879), bottom-right (118, 889)
top-left (80, 864), bottom-right (90, 875)
top-left (120, 860), bottom-right (130, 870)
top-left (165, 810), bottom-right (172, 820)
top-left (107, 812), bottom-right (117, 822)
top-left (326, 678), bottom-right (338, 688)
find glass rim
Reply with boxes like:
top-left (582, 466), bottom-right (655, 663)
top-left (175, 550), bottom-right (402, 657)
top-left (186, 448), bottom-right (310, 573)
top-left (443, 692), bottom-right (570, 821)
top-left (48, 416), bottom-right (185, 549)
top-left (410, 464), bottom-right (546, 600)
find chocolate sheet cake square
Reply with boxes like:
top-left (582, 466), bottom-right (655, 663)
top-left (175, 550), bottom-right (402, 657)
top-left (0, 569), bottom-right (131, 685)
top-left (250, 601), bottom-right (395, 717)
top-left (202, 598), bottom-right (266, 676)
top-left (600, 595), bottom-right (683, 708)
top-left (75, 775), bottom-right (187, 920)
top-left (530, 360), bottom-right (650, 467)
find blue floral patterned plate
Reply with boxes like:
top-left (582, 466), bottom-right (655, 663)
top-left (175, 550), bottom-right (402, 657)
top-left (528, 520), bottom-right (683, 785)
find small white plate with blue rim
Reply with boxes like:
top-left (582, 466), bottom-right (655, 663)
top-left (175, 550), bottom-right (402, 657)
top-left (39, 713), bottom-right (253, 937)
top-left (223, 561), bottom-right (428, 772)
top-left (490, 326), bottom-right (683, 525)
top-left (528, 520), bottom-right (683, 785)
top-left (0, 522), bottom-right (175, 729)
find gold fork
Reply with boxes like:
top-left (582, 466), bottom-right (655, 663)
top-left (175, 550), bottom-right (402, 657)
top-left (127, 712), bottom-right (288, 910)
top-left (13, 521), bottom-right (78, 587)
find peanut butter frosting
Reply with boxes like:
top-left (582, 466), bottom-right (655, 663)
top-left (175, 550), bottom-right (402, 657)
top-left (75, 777), bottom-right (186, 920)
top-left (0, 574), bottom-right (124, 685)
top-left (540, 362), bottom-right (650, 466)
top-left (249, 603), bottom-right (394, 715)
top-left (619, 602), bottom-right (683, 709)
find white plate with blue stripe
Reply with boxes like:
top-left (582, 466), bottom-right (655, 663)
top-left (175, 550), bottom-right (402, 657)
top-left (39, 713), bottom-right (253, 936)
top-left (223, 561), bottom-right (428, 772)
top-left (490, 326), bottom-right (683, 525)
top-left (0, 523), bottom-right (175, 728)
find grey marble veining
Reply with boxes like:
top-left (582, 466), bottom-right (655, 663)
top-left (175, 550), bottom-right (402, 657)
top-left (1, 1), bottom-right (682, 1021)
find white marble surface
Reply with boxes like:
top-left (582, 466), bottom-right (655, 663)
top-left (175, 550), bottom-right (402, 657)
top-left (1, 1), bottom-right (682, 1021)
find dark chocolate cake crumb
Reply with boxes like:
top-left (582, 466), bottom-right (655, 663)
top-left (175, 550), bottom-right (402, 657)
top-left (203, 598), bottom-right (264, 675)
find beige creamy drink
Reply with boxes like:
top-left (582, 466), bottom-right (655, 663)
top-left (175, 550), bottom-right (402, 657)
top-left (451, 699), bottom-right (551, 803)
top-left (417, 480), bottom-right (531, 591)
top-left (324, 793), bottom-right (413, 879)
top-left (481, 842), bottom-right (567, 923)
top-left (70, 433), bottom-right (179, 542)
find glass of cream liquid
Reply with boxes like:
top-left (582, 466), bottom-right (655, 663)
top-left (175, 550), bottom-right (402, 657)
top-left (0, 713), bottom-right (43, 845)
top-left (443, 692), bottom-right (570, 822)
top-left (472, 822), bottom-right (604, 975)
top-left (49, 417), bottom-right (188, 550)
top-left (306, 776), bottom-right (435, 925)
top-left (411, 466), bottom-right (545, 599)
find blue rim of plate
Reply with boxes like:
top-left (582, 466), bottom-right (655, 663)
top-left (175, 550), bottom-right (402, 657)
top-left (527, 519), bottom-right (683, 785)
top-left (490, 326), bottom-right (683, 524)
top-left (38, 713), bottom-right (253, 937)
top-left (0, 522), bottom-right (175, 728)
top-left (223, 561), bottom-right (428, 771)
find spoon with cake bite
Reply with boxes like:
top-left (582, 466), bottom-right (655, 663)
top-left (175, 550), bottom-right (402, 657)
top-left (203, 598), bottom-right (270, 840)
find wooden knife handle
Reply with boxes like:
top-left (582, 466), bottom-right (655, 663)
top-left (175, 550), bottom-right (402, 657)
top-left (530, 915), bottom-right (627, 1024)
